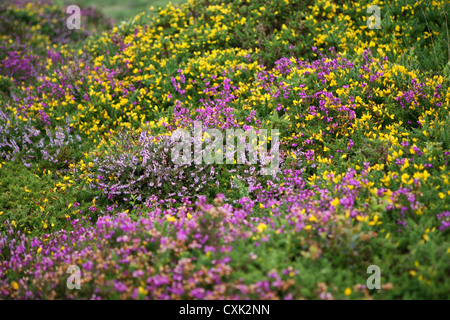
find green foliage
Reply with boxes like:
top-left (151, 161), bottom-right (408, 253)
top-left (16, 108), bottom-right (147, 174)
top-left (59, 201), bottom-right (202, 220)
top-left (0, 161), bottom-right (97, 237)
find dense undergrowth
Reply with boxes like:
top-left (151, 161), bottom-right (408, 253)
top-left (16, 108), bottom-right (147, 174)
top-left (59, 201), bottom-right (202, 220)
top-left (0, 0), bottom-right (449, 299)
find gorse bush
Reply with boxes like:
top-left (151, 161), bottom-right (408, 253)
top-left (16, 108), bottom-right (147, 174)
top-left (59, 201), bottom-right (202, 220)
top-left (144, 0), bottom-right (449, 71)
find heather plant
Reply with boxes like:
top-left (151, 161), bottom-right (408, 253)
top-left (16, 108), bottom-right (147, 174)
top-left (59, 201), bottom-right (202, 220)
top-left (90, 130), bottom-right (220, 204)
top-left (1, 192), bottom-right (448, 300)
top-left (0, 42), bottom-right (45, 84)
top-left (0, 109), bottom-right (82, 171)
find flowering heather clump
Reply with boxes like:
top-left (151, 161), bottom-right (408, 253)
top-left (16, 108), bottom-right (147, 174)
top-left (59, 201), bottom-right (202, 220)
top-left (0, 195), bottom-right (392, 300)
top-left (0, 42), bottom-right (44, 84)
top-left (0, 109), bottom-right (82, 170)
top-left (91, 131), bottom-right (219, 203)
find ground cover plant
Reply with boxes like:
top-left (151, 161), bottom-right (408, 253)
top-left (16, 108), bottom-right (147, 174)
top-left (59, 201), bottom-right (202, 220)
top-left (0, 0), bottom-right (449, 300)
